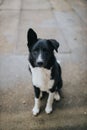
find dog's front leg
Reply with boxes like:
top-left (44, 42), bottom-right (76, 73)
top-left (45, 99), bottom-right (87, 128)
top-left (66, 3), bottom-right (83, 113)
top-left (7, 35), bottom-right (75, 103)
top-left (45, 92), bottom-right (55, 114)
top-left (32, 86), bottom-right (40, 116)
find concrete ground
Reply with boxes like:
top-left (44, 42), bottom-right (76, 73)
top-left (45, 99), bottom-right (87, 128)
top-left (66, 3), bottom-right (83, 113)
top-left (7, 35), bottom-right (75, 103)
top-left (0, 0), bottom-right (87, 130)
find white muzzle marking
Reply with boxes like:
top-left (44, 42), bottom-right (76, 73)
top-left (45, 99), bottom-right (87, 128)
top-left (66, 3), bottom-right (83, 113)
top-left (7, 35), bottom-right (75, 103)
top-left (36, 53), bottom-right (43, 63)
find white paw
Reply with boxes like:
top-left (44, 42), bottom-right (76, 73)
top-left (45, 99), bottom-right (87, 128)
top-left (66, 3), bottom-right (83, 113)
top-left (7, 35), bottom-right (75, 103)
top-left (54, 92), bottom-right (60, 101)
top-left (45, 106), bottom-right (52, 114)
top-left (32, 107), bottom-right (40, 116)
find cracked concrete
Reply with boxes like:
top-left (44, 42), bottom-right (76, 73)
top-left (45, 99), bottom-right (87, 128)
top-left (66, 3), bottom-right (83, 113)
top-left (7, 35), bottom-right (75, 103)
top-left (0, 0), bottom-right (87, 130)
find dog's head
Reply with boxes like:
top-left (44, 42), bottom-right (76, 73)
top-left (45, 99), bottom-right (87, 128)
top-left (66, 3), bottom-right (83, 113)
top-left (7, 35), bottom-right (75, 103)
top-left (27, 28), bottom-right (59, 68)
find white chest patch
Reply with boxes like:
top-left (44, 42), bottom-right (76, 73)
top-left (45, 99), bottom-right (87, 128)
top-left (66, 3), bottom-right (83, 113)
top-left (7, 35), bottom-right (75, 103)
top-left (29, 62), bottom-right (54, 92)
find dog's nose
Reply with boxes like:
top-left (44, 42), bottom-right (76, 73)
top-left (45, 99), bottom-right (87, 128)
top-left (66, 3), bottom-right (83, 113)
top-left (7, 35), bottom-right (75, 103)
top-left (37, 62), bottom-right (43, 67)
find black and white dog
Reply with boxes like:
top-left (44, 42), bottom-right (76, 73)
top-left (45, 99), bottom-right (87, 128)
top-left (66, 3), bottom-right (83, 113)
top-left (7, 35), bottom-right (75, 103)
top-left (27, 28), bottom-right (63, 115)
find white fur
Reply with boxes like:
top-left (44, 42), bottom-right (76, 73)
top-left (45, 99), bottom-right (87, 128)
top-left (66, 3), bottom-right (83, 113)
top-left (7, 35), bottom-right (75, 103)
top-left (29, 62), bottom-right (59, 115)
top-left (29, 62), bottom-right (54, 92)
top-left (32, 98), bottom-right (40, 115)
top-left (54, 92), bottom-right (60, 101)
top-left (45, 92), bottom-right (54, 114)
top-left (40, 91), bottom-right (43, 99)
top-left (57, 60), bottom-right (61, 64)
top-left (36, 52), bottom-right (43, 63)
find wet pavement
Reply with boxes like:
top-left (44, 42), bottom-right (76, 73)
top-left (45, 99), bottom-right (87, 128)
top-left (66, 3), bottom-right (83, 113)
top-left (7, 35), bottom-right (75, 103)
top-left (0, 0), bottom-right (87, 130)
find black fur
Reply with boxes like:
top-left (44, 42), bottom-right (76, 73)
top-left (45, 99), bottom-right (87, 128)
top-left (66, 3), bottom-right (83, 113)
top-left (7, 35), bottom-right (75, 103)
top-left (34, 86), bottom-right (40, 98)
top-left (50, 61), bottom-right (63, 92)
top-left (27, 28), bottom-right (62, 98)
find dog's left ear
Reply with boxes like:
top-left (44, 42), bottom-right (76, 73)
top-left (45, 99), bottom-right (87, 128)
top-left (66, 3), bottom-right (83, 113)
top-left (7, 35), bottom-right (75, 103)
top-left (27, 28), bottom-right (37, 51)
top-left (48, 39), bottom-right (59, 52)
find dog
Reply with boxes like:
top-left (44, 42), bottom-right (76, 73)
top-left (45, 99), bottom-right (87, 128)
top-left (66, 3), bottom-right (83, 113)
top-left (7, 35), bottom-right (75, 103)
top-left (27, 28), bottom-right (63, 115)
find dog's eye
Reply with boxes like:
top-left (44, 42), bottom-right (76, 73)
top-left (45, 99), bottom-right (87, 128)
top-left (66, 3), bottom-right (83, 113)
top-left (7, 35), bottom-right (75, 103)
top-left (33, 50), bottom-right (38, 56)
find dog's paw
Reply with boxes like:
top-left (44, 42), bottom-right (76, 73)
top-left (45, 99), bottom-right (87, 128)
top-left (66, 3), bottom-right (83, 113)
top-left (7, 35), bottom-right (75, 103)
top-left (45, 106), bottom-right (52, 114)
top-left (54, 92), bottom-right (60, 101)
top-left (32, 107), bottom-right (40, 116)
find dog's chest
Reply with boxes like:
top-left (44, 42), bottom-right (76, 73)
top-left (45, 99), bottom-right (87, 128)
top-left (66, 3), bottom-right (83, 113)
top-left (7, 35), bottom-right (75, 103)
top-left (31, 67), bottom-right (54, 91)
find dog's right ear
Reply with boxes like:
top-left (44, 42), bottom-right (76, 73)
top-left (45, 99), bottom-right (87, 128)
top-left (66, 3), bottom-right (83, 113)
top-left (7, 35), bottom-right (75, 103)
top-left (27, 28), bottom-right (37, 51)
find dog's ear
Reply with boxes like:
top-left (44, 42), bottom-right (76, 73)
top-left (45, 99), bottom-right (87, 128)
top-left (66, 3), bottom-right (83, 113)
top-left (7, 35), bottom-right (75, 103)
top-left (48, 39), bottom-right (59, 52)
top-left (27, 28), bottom-right (37, 51)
